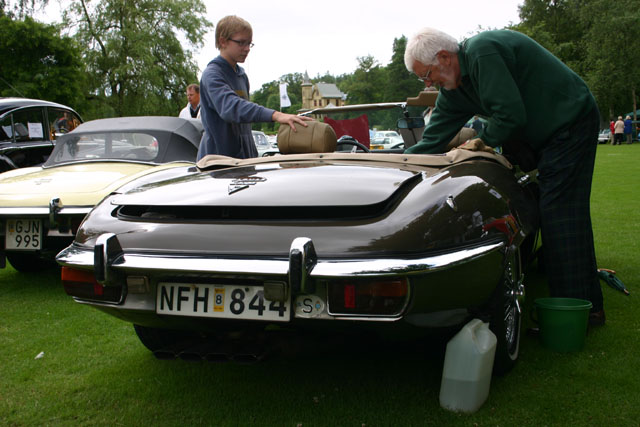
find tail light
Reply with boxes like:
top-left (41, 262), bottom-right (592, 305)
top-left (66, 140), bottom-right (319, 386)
top-left (61, 267), bottom-right (123, 303)
top-left (327, 278), bottom-right (409, 316)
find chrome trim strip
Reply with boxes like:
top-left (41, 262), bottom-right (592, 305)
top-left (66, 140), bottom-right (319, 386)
top-left (57, 241), bottom-right (504, 278)
top-left (0, 207), bottom-right (92, 216)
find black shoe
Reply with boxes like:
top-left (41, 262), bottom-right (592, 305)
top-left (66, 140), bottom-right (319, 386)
top-left (589, 310), bottom-right (606, 327)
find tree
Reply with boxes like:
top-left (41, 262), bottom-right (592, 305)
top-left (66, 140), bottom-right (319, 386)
top-left (1, 0), bottom-right (48, 18)
top-left (582, 0), bottom-right (640, 120)
top-left (0, 15), bottom-right (86, 108)
top-left (384, 36), bottom-right (424, 102)
top-left (515, 0), bottom-right (640, 122)
top-left (63, 0), bottom-right (212, 117)
top-left (339, 55), bottom-right (386, 106)
top-left (250, 72), bottom-right (306, 133)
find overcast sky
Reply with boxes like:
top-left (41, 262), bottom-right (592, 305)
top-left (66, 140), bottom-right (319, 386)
top-left (37, 0), bottom-right (523, 91)
top-left (197, 0), bottom-right (523, 90)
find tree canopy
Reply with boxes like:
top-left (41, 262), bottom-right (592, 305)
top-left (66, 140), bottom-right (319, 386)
top-left (62, 0), bottom-right (212, 118)
top-left (513, 0), bottom-right (640, 121)
top-left (0, 15), bottom-right (86, 107)
top-left (5, 0), bottom-right (637, 127)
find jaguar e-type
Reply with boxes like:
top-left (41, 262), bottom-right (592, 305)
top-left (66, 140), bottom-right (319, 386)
top-left (56, 99), bottom-right (539, 374)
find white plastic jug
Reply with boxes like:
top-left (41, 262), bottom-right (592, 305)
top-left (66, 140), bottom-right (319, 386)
top-left (439, 318), bottom-right (497, 413)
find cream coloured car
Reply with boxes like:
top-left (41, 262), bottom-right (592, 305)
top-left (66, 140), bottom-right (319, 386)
top-left (0, 116), bottom-right (202, 272)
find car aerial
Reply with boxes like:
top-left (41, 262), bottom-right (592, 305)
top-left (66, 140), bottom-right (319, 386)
top-left (598, 129), bottom-right (610, 144)
top-left (56, 93), bottom-right (540, 374)
top-left (0, 116), bottom-right (202, 272)
top-left (0, 97), bottom-right (83, 172)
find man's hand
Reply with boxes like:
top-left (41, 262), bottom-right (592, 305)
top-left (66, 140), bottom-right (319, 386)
top-left (272, 111), bottom-right (313, 131)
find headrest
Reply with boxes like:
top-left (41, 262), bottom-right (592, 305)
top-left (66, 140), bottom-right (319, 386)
top-left (277, 121), bottom-right (337, 154)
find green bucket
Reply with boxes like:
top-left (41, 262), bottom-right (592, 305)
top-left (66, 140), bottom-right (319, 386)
top-left (533, 298), bottom-right (592, 352)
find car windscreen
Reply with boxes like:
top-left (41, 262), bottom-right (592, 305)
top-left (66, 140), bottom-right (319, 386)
top-left (46, 132), bottom-right (159, 165)
top-left (313, 105), bottom-right (428, 148)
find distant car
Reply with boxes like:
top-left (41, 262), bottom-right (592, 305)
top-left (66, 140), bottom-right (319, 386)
top-left (374, 130), bottom-right (401, 139)
top-left (370, 131), bottom-right (403, 150)
top-left (57, 99), bottom-right (540, 375)
top-left (0, 116), bottom-right (202, 272)
top-left (253, 130), bottom-right (281, 157)
top-left (0, 98), bottom-right (83, 172)
top-left (598, 129), bottom-right (610, 144)
top-left (252, 130), bottom-right (272, 157)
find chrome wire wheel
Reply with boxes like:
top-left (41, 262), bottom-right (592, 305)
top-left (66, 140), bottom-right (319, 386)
top-left (503, 250), bottom-right (524, 359)
top-left (491, 248), bottom-right (523, 375)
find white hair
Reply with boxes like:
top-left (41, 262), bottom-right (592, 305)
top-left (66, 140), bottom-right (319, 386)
top-left (404, 28), bottom-right (460, 72)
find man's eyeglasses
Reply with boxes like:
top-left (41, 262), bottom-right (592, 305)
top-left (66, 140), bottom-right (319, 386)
top-left (417, 68), bottom-right (433, 83)
top-left (229, 38), bottom-right (254, 48)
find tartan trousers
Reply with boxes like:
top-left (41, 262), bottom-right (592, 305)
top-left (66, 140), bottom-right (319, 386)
top-left (537, 106), bottom-right (603, 311)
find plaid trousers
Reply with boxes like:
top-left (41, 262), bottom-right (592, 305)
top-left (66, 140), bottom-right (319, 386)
top-left (537, 106), bottom-right (603, 311)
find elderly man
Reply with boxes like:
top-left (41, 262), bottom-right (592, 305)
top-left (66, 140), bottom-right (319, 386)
top-left (179, 84), bottom-right (201, 119)
top-left (404, 28), bottom-right (604, 325)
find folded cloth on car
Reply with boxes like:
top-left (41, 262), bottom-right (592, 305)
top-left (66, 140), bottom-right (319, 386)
top-left (453, 138), bottom-right (496, 154)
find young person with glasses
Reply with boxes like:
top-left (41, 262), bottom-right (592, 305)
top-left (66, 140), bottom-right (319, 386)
top-left (198, 15), bottom-right (311, 159)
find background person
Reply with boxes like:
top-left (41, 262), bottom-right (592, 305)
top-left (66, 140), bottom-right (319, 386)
top-left (609, 119), bottom-right (615, 144)
top-left (179, 84), bottom-right (201, 119)
top-left (614, 116), bottom-right (624, 145)
top-left (403, 28), bottom-right (605, 325)
top-left (197, 15), bottom-right (311, 159)
top-left (624, 115), bottom-right (633, 144)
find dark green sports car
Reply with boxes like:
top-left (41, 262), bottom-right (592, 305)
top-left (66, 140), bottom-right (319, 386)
top-left (57, 100), bottom-right (539, 375)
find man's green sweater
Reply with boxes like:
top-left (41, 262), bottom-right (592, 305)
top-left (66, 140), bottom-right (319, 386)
top-left (405, 30), bottom-right (596, 154)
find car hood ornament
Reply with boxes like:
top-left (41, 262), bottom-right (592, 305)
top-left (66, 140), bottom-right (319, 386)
top-left (228, 176), bottom-right (266, 194)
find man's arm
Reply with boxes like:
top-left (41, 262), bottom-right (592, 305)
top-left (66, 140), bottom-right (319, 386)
top-left (204, 70), bottom-right (274, 123)
top-left (469, 53), bottom-right (526, 147)
top-left (405, 102), bottom-right (470, 154)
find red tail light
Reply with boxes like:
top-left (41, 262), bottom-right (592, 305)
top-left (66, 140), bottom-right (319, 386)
top-left (61, 267), bottom-right (123, 303)
top-left (328, 278), bottom-right (409, 316)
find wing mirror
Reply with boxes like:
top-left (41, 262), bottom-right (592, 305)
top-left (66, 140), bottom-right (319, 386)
top-left (397, 117), bottom-right (425, 129)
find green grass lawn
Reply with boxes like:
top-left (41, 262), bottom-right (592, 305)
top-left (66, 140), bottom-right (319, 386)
top-left (1, 143), bottom-right (639, 426)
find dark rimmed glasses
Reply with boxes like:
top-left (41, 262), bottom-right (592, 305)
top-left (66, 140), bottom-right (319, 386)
top-left (229, 38), bottom-right (254, 48)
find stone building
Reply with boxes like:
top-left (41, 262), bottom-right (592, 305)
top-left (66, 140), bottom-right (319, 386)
top-left (301, 72), bottom-right (346, 111)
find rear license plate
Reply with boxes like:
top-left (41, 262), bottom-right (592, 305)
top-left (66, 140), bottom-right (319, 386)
top-left (5, 219), bottom-right (42, 250)
top-left (156, 282), bottom-right (290, 321)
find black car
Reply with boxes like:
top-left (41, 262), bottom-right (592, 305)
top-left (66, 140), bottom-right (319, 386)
top-left (0, 98), bottom-right (83, 172)
top-left (57, 100), bottom-right (540, 375)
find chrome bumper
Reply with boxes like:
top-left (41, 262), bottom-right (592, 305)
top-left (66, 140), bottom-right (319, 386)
top-left (57, 234), bottom-right (505, 282)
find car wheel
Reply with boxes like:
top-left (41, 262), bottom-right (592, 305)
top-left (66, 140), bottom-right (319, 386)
top-left (6, 252), bottom-right (57, 272)
top-left (490, 248), bottom-right (524, 375)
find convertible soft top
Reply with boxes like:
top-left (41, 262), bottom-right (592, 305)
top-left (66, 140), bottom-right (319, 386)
top-left (196, 148), bottom-right (513, 171)
top-left (71, 116), bottom-right (203, 149)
